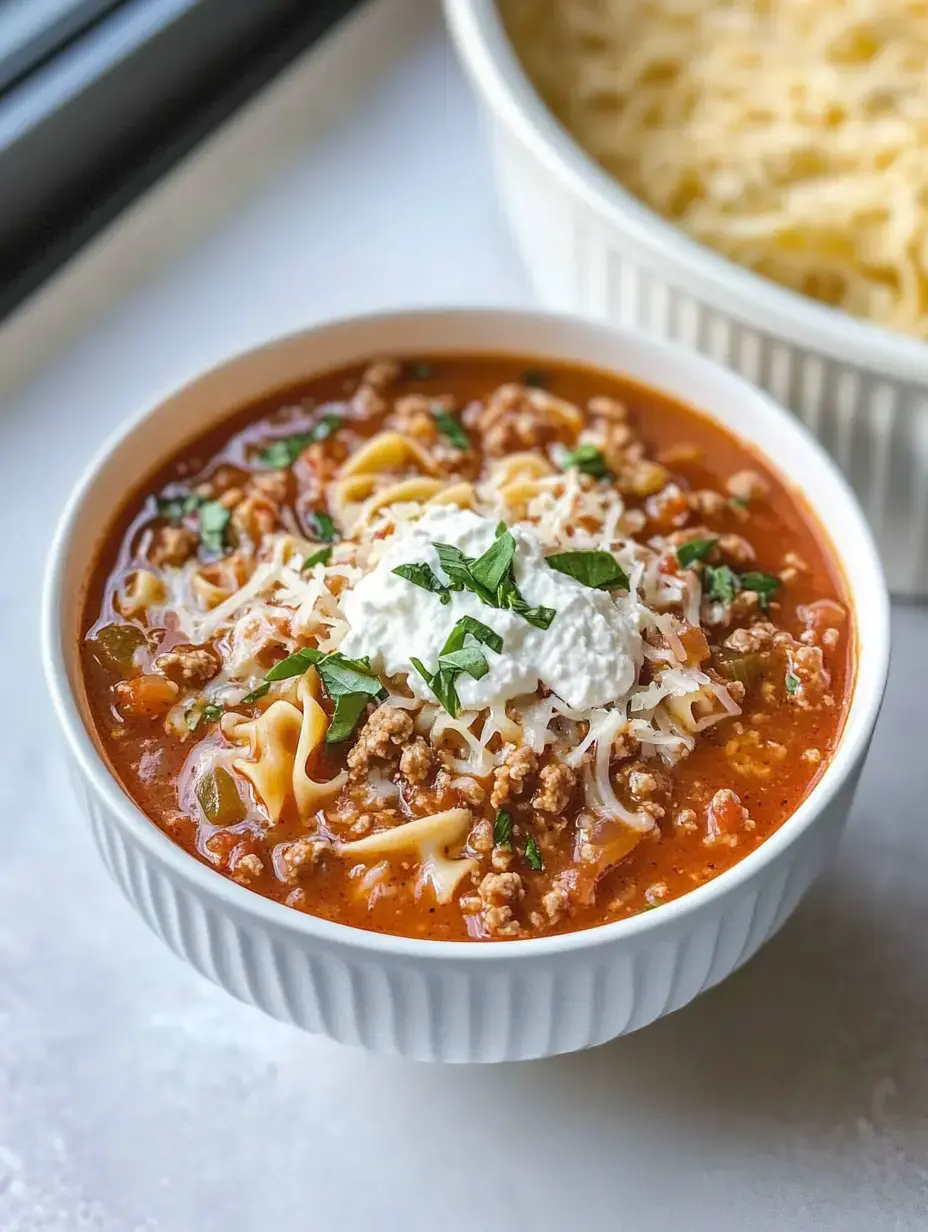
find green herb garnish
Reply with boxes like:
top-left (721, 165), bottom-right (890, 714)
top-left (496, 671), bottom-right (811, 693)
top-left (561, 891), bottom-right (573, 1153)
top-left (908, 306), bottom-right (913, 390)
top-left (676, 536), bottom-right (718, 569)
top-left (156, 492), bottom-right (202, 522)
top-left (493, 808), bottom-right (513, 848)
top-left (392, 562), bottom-right (451, 605)
top-left (427, 535), bottom-right (556, 630)
top-left (408, 361), bottom-right (435, 381)
top-left (412, 617), bottom-right (504, 718)
top-left (469, 530), bottom-right (517, 593)
top-left (438, 644), bottom-right (489, 680)
top-left (302, 546), bottom-right (333, 571)
top-left (524, 833), bottom-right (543, 871)
top-left (186, 701), bottom-right (224, 732)
top-left (308, 509), bottom-right (337, 543)
top-left (562, 442), bottom-right (611, 479)
top-left (255, 646), bottom-right (385, 740)
top-left (432, 407), bottom-right (469, 450)
top-left (411, 657), bottom-right (461, 718)
top-left (785, 671), bottom-right (800, 695)
top-left (704, 564), bottom-right (740, 605)
top-left (522, 369), bottom-right (548, 389)
top-left (546, 550), bottom-right (629, 592)
top-left (240, 682), bottom-right (271, 705)
top-left (198, 500), bottom-right (231, 555)
top-left (265, 646), bottom-right (325, 681)
top-left (326, 694), bottom-right (371, 744)
top-left (740, 571), bottom-right (782, 609)
top-left (441, 615), bottom-right (503, 655)
top-left (258, 415), bottom-right (342, 468)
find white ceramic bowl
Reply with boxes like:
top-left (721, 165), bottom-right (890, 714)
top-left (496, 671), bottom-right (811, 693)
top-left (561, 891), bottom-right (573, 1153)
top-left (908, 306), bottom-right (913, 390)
top-left (445, 0), bottom-right (928, 595)
top-left (43, 308), bottom-right (889, 1063)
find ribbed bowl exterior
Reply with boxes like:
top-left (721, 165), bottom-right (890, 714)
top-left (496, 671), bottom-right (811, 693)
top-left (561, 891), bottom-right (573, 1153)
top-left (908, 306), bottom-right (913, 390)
top-left (76, 760), bottom-right (856, 1062)
top-left (482, 119), bottom-right (928, 596)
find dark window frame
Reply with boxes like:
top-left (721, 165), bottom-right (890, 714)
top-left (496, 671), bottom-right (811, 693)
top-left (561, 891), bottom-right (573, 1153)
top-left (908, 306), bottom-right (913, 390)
top-left (0, 0), bottom-right (362, 322)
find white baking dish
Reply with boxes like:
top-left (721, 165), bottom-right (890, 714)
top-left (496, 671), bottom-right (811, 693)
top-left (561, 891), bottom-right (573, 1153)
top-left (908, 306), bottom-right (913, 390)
top-left (445, 0), bottom-right (928, 595)
top-left (42, 308), bottom-right (889, 1062)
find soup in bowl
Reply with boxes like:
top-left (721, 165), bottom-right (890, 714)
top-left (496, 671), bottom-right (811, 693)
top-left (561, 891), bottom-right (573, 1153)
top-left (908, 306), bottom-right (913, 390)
top-left (43, 309), bottom-right (889, 1060)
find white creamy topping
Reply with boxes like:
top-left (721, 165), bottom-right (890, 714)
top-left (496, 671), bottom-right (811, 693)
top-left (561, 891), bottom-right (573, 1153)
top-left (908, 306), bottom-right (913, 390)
top-left (340, 507), bottom-right (643, 711)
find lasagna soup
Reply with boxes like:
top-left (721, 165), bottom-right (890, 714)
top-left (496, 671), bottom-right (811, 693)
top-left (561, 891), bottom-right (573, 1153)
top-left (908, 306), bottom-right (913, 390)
top-left (80, 356), bottom-right (853, 941)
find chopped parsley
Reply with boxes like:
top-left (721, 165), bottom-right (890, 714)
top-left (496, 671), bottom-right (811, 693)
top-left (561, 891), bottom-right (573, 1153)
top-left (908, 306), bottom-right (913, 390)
top-left (546, 550), bottom-right (629, 592)
top-left (524, 833), bottom-right (543, 871)
top-left (740, 571), bottom-right (782, 609)
top-left (198, 500), bottom-right (231, 555)
top-left (257, 414), bottom-right (342, 468)
top-left (561, 442), bottom-right (611, 479)
top-left (785, 671), bottom-right (800, 695)
top-left (392, 562), bottom-right (451, 605)
top-left (302, 546), bottom-right (333, 571)
top-left (493, 808), bottom-right (513, 848)
top-left (676, 536), bottom-right (717, 569)
top-left (704, 564), bottom-right (740, 604)
top-left (308, 509), bottom-right (337, 543)
top-left (432, 407), bottom-right (470, 450)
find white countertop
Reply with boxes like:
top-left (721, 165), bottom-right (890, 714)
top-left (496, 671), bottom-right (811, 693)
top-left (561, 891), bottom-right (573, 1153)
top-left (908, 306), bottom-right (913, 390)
top-left (1, 2), bottom-right (927, 1228)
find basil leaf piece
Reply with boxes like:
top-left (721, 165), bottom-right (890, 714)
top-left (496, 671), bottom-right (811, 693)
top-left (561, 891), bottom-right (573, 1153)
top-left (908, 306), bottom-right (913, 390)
top-left (524, 833), bottom-right (543, 871)
top-left (325, 693), bottom-right (370, 744)
top-left (198, 500), bottom-right (231, 555)
top-left (440, 615), bottom-right (503, 656)
top-left (785, 671), bottom-right (800, 695)
top-left (392, 562), bottom-right (451, 605)
top-left (522, 369), bottom-right (548, 389)
top-left (240, 682), bottom-right (271, 705)
top-left (433, 541), bottom-right (493, 601)
top-left (546, 550), bottom-right (630, 591)
top-left (430, 667), bottom-right (461, 718)
top-left (493, 808), bottom-right (513, 848)
top-left (439, 644), bottom-right (489, 680)
top-left (495, 521), bottom-right (507, 538)
top-left (704, 564), bottom-right (741, 604)
top-left (317, 653), bottom-right (386, 700)
top-left (157, 492), bottom-right (202, 522)
top-left (201, 703), bottom-right (224, 722)
top-left (258, 415), bottom-right (343, 467)
top-left (562, 442), bottom-right (611, 479)
top-left (676, 536), bottom-right (718, 569)
top-left (469, 531), bottom-right (516, 592)
top-left (408, 361), bottom-right (435, 380)
top-left (741, 571), bottom-right (782, 609)
top-left (432, 408), bottom-right (469, 450)
top-left (411, 657), bottom-right (460, 718)
top-left (302, 546), bottom-right (333, 571)
top-left (265, 647), bottom-right (325, 681)
top-left (308, 510), bottom-right (337, 543)
top-left (497, 573), bottom-right (556, 629)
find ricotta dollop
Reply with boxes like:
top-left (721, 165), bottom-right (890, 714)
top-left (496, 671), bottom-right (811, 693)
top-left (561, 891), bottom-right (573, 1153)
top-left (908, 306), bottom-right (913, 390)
top-left (339, 507), bottom-right (643, 711)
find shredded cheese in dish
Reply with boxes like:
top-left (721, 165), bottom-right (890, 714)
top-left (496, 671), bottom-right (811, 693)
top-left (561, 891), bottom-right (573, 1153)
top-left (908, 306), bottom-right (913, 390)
top-left (503, 0), bottom-right (928, 337)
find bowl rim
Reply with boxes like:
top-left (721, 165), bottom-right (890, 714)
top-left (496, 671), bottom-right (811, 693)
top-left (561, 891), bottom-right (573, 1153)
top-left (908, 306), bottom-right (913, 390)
top-left (444, 0), bottom-right (928, 385)
top-left (42, 305), bottom-right (891, 962)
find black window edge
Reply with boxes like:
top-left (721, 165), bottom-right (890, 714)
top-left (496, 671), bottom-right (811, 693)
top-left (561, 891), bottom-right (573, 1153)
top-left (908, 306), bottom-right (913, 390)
top-left (0, 0), bottom-right (364, 325)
